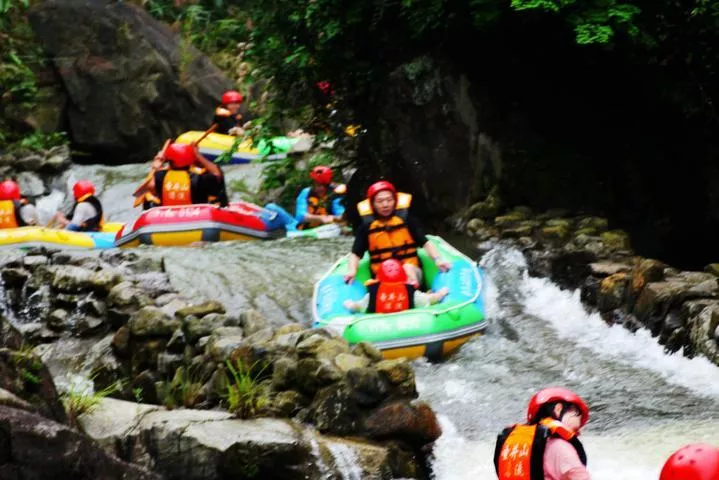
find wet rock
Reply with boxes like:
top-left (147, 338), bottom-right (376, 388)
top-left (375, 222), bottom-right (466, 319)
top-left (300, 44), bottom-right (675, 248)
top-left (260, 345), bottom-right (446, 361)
top-left (0, 387), bottom-right (34, 411)
top-left (362, 400), bottom-right (442, 447)
top-left (466, 199), bottom-right (500, 220)
top-left (598, 272), bottom-right (630, 312)
top-left (634, 281), bottom-right (688, 326)
top-left (239, 309), bottom-right (269, 336)
top-left (376, 358), bottom-right (414, 385)
top-left (600, 230), bottom-right (631, 251)
top-left (17, 171), bottom-right (46, 197)
top-left (157, 353), bottom-right (184, 376)
top-left (465, 217), bottom-right (486, 236)
top-left (686, 303), bottom-right (719, 364)
top-left (0, 405), bottom-right (161, 479)
top-left (549, 250), bottom-right (597, 289)
top-left (77, 397), bottom-right (161, 451)
top-left (705, 263), bottom-right (719, 277)
top-left (334, 353), bottom-right (370, 373)
top-left (274, 323), bottom-right (306, 336)
top-left (296, 334), bottom-right (328, 356)
top-left (311, 383), bottom-right (360, 435)
top-left (1, 268), bottom-right (30, 288)
top-left (128, 306), bottom-right (180, 337)
top-left (577, 216), bottom-right (609, 233)
top-left (244, 326), bottom-right (275, 345)
top-left (352, 342), bottom-right (384, 362)
top-left (500, 222), bottom-right (536, 239)
top-left (46, 265), bottom-right (97, 292)
top-left (46, 308), bottom-right (68, 331)
top-left (166, 328), bottom-right (187, 354)
top-left (111, 326), bottom-right (131, 356)
top-left (75, 315), bottom-right (105, 336)
top-left (538, 220), bottom-right (570, 245)
top-left (270, 390), bottom-right (308, 417)
top-left (208, 335), bottom-right (245, 362)
top-left (630, 259), bottom-right (665, 297)
top-left (347, 367), bottom-right (389, 406)
top-left (78, 297), bottom-right (107, 317)
top-left (589, 261), bottom-right (632, 277)
top-left (185, 313), bottom-right (232, 343)
top-left (271, 357), bottom-right (298, 391)
top-left (580, 276), bottom-right (601, 307)
top-left (108, 281), bottom-right (150, 309)
top-left (132, 371), bottom-right (159, 405)
top-left (159, 298), bottom-right (191, 317)
top-left (42, 145), bottom-right (71, 172)
top-left (175, 300), bottom-right (226, 320)
top-left (15, 153), bottom-right (44, 171)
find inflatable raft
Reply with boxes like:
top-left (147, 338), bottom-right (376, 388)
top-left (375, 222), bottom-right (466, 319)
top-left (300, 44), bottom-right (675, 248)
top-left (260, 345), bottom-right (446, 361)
top-left (0, 223), bottom-right (123, 250)
top-left (114, 201), bottom-right (286, 247)
top-left (175, 131), bottom-right (297, 164)
top-left (313, 235), bottom-right (487, 360)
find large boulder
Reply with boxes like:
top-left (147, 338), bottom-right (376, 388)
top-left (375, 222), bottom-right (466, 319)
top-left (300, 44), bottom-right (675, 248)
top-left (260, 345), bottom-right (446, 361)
top-left (79, 398), bottom-right (418, 480)
top-left (0, 405), bottom-right (160, 479)
top-left (28, 0), bottom-right (233, 163)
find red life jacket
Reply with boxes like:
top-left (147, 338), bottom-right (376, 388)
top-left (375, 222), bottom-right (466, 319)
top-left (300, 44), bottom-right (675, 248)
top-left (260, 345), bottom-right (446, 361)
top-left (366, 281), bottom-right (415, 314)
top-left (494, 418), bottom-right (587, 480)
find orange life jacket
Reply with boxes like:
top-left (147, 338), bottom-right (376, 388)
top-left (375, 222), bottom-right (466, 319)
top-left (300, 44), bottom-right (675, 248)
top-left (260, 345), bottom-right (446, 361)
top-left (366, 280), bottom-right (415, 313)
top-left (357, 193), bottom-right (418, 275)
top-left (494, 419), bottom-right (587, 480)
top-left (155, 167), bottom-right (206, 207)
top-left (0, 200), bottom-right (21, 229)
top-left (301, 189), bottom-right (330, 229)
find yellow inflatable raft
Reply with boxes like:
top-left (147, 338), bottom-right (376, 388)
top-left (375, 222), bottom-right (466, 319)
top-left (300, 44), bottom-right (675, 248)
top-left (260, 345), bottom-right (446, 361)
top-left (0, 223), bottom-right (123, 250)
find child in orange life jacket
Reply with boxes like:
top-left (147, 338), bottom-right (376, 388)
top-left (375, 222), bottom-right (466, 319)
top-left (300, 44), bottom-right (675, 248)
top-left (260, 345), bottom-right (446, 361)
top-left (145, 143), bottom-right (224, 207)
top-left (0, 180), bottom-right (38, 228)
top-left (343, 259), bottom-right (449, 314)
top-left (295, 165), bottom-right (345, 229)
top-left (495, 387), bottom-right (591, 480)
top-left (660, 443), bottom-right (719, 480)
top-left (214, 90), bottom-right (249, 136)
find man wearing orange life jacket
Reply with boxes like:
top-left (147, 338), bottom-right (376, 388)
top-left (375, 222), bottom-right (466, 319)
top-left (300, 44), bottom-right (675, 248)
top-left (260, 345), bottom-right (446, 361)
top-left (0, 180), bottom-right (38, 228)
top-left (344, 180), bottom-right (451, 287)
top-left (495, 387), bottom-right (591, 480)
top-left (660, 443), bottom-right (719, 480)
top-left (214, 90), bottom-right (248, 136)
top-left (144, 143), bottom-right (224, 208)
top-left (295, 165), bottom-right (346, 229)
top-left (343, 259), bottom-right (449, 314)
top-left (52, 180), bottom-right (104, 232)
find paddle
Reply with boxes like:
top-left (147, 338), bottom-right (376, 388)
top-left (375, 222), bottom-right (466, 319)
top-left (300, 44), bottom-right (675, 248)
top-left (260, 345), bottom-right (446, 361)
top-left (132, 124), bottom-right (219, 202)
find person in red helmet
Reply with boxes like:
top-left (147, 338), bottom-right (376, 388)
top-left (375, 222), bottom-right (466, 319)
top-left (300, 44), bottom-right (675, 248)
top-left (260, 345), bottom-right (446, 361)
top-left (294, 165), bottom-right (345, 229)
top-left (494, 387), bottom-right (591, 480)
top-left (660, 443), bottom-right (719, 480)
top-left (52, 180), bottom-right (105, 231)
top-left (344, 180), bottom-right (451, 287)
top-left (214, 90), bottom-right (248, 135)
top-left (0, 180), bottom-right (38, 228)
top-left (343, 259), bottom-right (449, 313)
top-left (144, 143), bottom-right (224, 208)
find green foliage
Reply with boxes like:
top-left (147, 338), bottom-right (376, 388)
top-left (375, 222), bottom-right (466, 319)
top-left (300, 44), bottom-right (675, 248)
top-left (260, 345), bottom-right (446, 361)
top-left (223, 358), bottom-right (269, 419)
top-left (260, 151), bottom-right (343, 209)
top-left (11, 343), bottom-right (43, 388)
top-left (133, 387), bottom-right (144, 403)
top-left (61, 380), bottom-right (120, 425)
top-left (160, 364), bottom-right (211, 409)
top-left (14, 131), bottom-right (68, 151)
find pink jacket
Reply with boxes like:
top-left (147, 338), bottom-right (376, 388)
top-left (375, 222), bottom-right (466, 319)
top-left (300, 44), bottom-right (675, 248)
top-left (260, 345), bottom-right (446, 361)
top-left (543, 437), bottom-right (591, 480)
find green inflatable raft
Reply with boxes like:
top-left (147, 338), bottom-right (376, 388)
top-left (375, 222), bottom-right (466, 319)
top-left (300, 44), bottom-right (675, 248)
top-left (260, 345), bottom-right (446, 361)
top-left (312, 235), bottom-right (487, 360)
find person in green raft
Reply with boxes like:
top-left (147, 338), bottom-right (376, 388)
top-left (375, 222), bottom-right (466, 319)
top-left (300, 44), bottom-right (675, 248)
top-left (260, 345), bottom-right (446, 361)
top-left (343, 259), bottom-right (448, 314)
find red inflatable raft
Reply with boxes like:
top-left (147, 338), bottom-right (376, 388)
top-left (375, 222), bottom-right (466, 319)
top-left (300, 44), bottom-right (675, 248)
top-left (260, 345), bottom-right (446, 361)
top-left (114, 201), bottom-right (286, 247)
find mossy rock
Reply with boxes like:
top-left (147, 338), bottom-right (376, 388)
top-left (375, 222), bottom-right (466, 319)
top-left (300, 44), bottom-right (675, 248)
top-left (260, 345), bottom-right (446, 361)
top-left (538, 224), bottom-right (570, 244)
top-left (494, 212), bottom-right (525, 227)
top-left (544, 218), bottom-right (573, 229)
top-left (705, 264), bottom-right (719, 278)
top-left (578, 217), bottom-right (609, 232)
top-left (601, 230), bottom-right (631, 251)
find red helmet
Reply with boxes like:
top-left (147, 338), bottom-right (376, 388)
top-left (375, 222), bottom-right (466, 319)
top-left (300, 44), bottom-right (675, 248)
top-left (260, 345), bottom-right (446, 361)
top-left (221, 90), bottom-right (244, 105)
top-left (366, 180), bottom-right (396, 201)
top-left (527, 387), bottom-right (589, 427)
top-left (73, 180), bottom-right (96, 201)
top-left (310, 166), bottom-right (333, 185)
top-left (164, 143), bottom-right (196, 168)
top-left (660, 444), bottom-right (719, 480)
top-left (377, 259), bottom-right (407, 283)
top-left (0, 180), bottom-right (21, 201)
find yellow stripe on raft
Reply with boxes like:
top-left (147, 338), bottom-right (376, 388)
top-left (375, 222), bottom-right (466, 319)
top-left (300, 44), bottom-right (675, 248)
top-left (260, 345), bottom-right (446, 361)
top-left (175, 131), bottom-right (259, 154)
top-left (378, 332), bottom-right (483, 360)
top-left (148, 230), bottom-right (203, 246)
top-left (0, 227), bottom-right (96, 248)
top-left (101, 223), bottom-right (123, 233)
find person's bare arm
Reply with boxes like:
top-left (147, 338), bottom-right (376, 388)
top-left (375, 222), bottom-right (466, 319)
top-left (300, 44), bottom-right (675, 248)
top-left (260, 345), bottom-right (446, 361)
top-left (423, 241), bottom-right (451, 272)
top-left (193, 145), bottom-right (221, 177)
top-left (344, 253), bottom-right (361, 284)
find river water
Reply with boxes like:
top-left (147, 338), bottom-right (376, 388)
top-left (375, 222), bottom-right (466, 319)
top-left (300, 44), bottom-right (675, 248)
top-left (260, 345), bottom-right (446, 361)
top-left (24, 162), bottom-right (719, 479)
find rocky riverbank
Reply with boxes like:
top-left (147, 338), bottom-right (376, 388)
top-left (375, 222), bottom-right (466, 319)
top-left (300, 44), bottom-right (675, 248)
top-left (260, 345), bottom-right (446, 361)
top-left (0, 248), bottom-right (439, 479)
top-left (462, 200), bottom-right (719, 366)
top-left (0, 145), bottom-right (71, 200)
